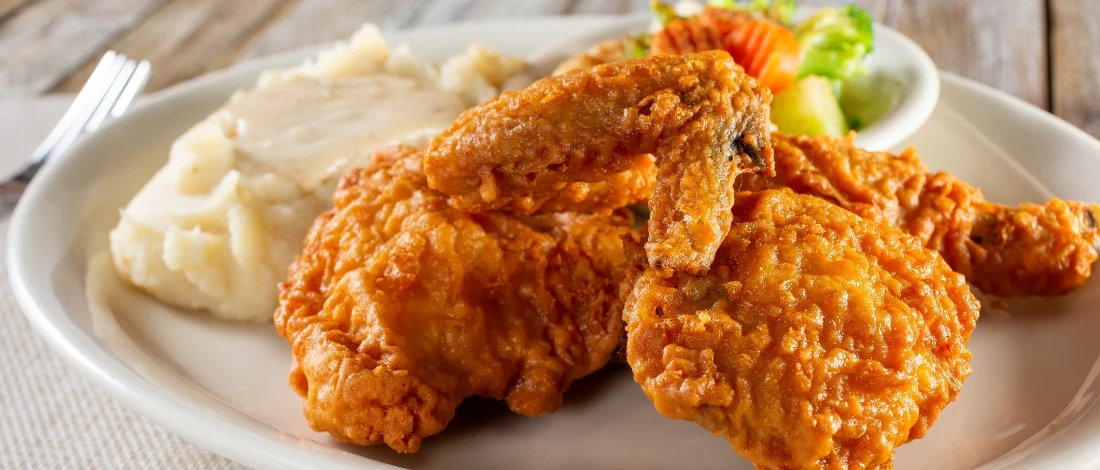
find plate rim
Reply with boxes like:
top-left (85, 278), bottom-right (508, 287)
top-left (9, 16), bottom-right (1100, 470)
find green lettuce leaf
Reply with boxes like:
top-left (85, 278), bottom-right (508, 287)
top-left (707, 0), bottom-right (796, 25)
top-left (795, 5), bottom-right (874, 81)
top-left (623, 34), bottom-right (652, 58)
top-left (652, 0), bottom-right (685, 26)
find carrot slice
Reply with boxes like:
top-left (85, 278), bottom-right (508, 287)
top-left (704, 7), bottom-right (800, 92)
top-left (650, 5), bottom-right (800, 92)
top-left (651, 18), bottom-right (723, 55)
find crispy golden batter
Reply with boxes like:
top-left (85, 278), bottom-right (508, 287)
top-left (537, 155), bottom-right (658, 214)
top-left (623, 189), bottom-right (979, 470)
top-left (424, 51), bottom-right (775, 274)
top-left (740, 133), bottom-right (1100, 296)
top-left (275, 146), bottom-right (637, 453)
top-left (551, 38), bottom-right (627, 76)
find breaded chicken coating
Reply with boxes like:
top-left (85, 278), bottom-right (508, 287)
top-left (623, 189), bottom-right (979, 470)
top-left (276, 146), bottom-right (637, 452)
top-left (741, 133), bottom-right (1100, 296)
top-left (424, 51), bottom-right (775, 275)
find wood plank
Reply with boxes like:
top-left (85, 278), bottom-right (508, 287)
top-left (379, 0), bottom-right (434, 28)
top-left (451, 0), bottom-right (574, 20)
top-left (0, 0), bottom-right (166, 96)
top-left (188, 0), bottom-right (896, 91)
top-left (411, 0), bottom-right (623, 24)
top-left (800, 0), bottom-right (894, 25)
top-left (0, 0), bottom-right (35, 22)
top-left (570, 0), bottom-right (648, 15)
top-left (895, 0), bottom-right (1048, 108)
top-left (408, 0), bottom-right (471, 26)
top-left (237, 0), bottom-right (425, 60)
top-left (207, 0), bottom-right (897, 88)
top-left (567, 0), bottom-right (893, 21)
top-left (3, 0), bottom-right (1052, 105)
top-left (568, 0), bottom-right (893, 21)
top-left (54, 0), bottom-right (285, 93)
top-left (205, 0), bottom-right (301, 71)
top-left (1051, 0), bottom-right (1100, 139)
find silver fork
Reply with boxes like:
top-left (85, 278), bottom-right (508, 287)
top-left (1, 51), bottom-right (151, 199)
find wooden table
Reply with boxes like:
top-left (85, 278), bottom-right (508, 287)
top-left (0, 0), bottom-right (1097, 138)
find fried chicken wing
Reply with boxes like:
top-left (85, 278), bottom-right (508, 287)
top-left (536, 154), bottom-right (658, 214)
top-left (275, 145), bottom-right (638, 453)
top-left (740, 133), bottom-right (1100, 296)
top-left (424, 51), bottom-right (775, 274)
top-left (623, 189), bottom-right (979, 470)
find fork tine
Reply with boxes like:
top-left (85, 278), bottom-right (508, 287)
top-left (85, 60), bottom-right (138, 132)
top-left (111, 60), bottom-right (150, 118)
top-left (27, 51), bottom-right (120, 166)
top-left (45, 53), bottom-right (129, 164)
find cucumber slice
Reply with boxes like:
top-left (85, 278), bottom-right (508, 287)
top-left (839, 72), bottom-right (902, 130)
top-left (770, 75), bottom-right (849, 137)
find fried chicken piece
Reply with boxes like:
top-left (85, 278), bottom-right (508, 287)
top-left (275, 145), bottom-right (638, 453)
top-left (623, 189), bottom-right (979, 470)
top-left (739, 133), bottom-right (1100, 296)
top-left (551, 37), bottom-right (627, 76)
top-left (424, 51), bottom-right (775, 274)
top-left (537, 154), bottom-right (658, 214)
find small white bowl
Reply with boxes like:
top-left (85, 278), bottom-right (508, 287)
top-left (524, 12), bottom-right (940, 151)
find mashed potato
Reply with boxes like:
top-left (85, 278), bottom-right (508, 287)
top-left (109, 24), bottom-right (524, 322)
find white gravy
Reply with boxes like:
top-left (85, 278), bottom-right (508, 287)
top-left (223, 74), bottom-right (470, 190)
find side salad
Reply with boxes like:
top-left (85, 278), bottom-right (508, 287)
top-left (630, 0), bottom-right (885, 137)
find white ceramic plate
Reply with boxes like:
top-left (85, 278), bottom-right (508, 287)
top-left (521, 12), bottom-right (939, 151)
top-left (10, 16), bottom-right (1100, 470)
